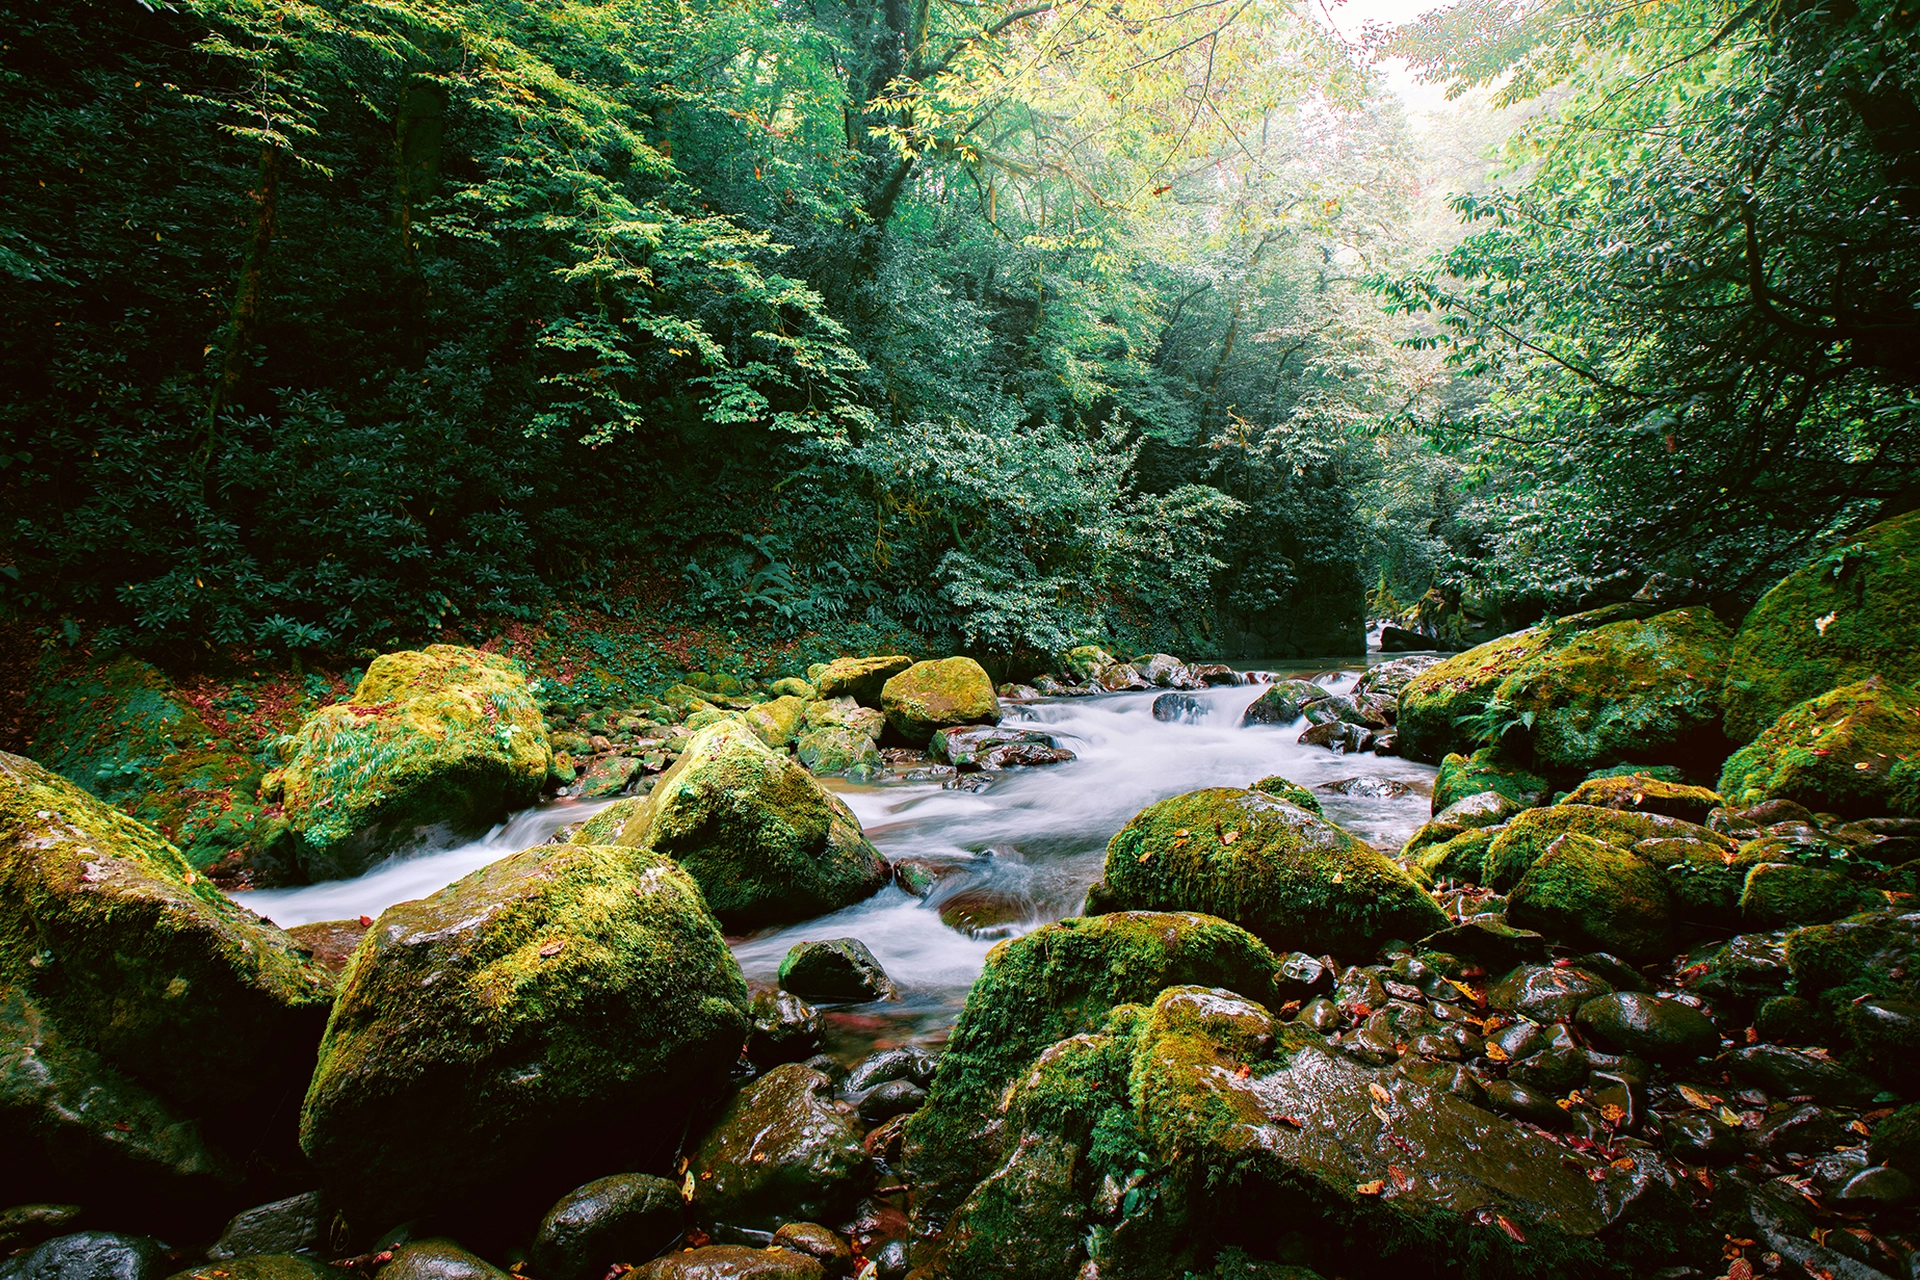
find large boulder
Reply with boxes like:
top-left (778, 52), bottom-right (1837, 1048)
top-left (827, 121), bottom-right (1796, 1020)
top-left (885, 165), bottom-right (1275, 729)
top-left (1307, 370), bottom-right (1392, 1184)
top-left (570, 721), bottom-right (888, 929)
top-left (1088, 788), bottom-right (1446, 956)
top-left (1717, 677), bottom-right (1920, 818)
top-left (802, 697), bottom-right (884, 741)
top-left (743, 697), bottom-right (807, 750)
top-left (0, 752), bottom-right (332, 1142)
top-left (687, 1063), bottom-right (871, 1232)
top-left (815, 656), bottom-right (914, 707)
top-left (1480, 804), bottom-right (1735, 893)
top-left (1353, 655), bottom-right (1443, 700)
top-left (299, 842), bottom-right (750, 1225)
top-left (263, 646), bottom-right (554, 881)
top-left (793, 727), bottom-right (881, 777)
top-left (904, 913), bottom-right (1282, 1230)
top-left (1560, 774), bottom-right (1722, 823)
top-left (1722, 509), bottom-right (1920, 743)
top-left (880, 659), bottom-right (1001, 745)
top-left (1505, 833), bottom-right (1673, 960)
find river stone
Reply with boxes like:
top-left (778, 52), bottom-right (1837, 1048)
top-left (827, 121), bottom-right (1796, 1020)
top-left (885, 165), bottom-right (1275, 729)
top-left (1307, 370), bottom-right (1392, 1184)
top-left (1506, 832), bottom-right (1673, 961)
top-left (936, 885), bottom-right (1036, 939)
top-left (262, 646), bottom-right (554, 880)
top-left (1354, 655), bottom-right (1443, 699)
top-left (1739, 861), bottom-right (1879, 929)
top-left (532, 1174), bottom-right (684, 1280)
top-left (1250, 776), bottom-right (1321, 814)
top-left (1058, 646), bottom-right (1116, 683)
top-left (1418, 920), bottom-right (1547, 971)
top-left (0, 1234), bottom-right (166, 1280)
top-left (930, 725), bottom-right (1073, 769)
top-left (1297, 721), bottom-right (1372, 753)
top-left (0, 752), bottom-right (333, 1138)
top-left (845, 1047), bottom-right (939, 1096)
top-left (1431, 749), bottom-right (1550, 815)
top-left (1482, 803), bottom-right (1733, 893)
top-left (377, 1241), bottom-right (508, 1280)
top-left (1723, 679), bottom-right (1920, 820)
top-left (1238, 681), bottom-right (1329, 726)
top-left (569, 721), bottom-right (889, 929)
top-left (1089, 787), bottom-right (1446, 956)
top-left (1576, 993), bottom-right (1718, 1061)
top-left (1559, 775), bottom-right (1722, 824)
top-left (749, 990), bottom-right (824, 1068)
top-left (1481, 1078), bottom-right (1572, 1129)
top-left (0, 1207), bottom-right (83, 1256)
top-left (744, 697), bottom-right (808, 750)
top-left (206, 1191), bottom-right (324, 1260)
top-left (1836, 1166), bottom-right (1916, 1206)
top-left (794, 726), bottom-right (881, 777)
top-left (170, 1259), bottom-right (346, 1280)
top-left (1151, 693), bottom-right (1206, 723)
top-left (287, 919), bottom-right (370, 975)
top-left (881, 659), bottom-right (1001, 745)
top-left (1488, 964), bottom-right (1614, 1023)
top-left (1847, 998), bottom-right (1920, 1092)
top-left (1188, 663), bottom-right (1242, 687)
top-left (815, 657), bottom-right (913, 708)
top-left (630, 1248), bottom-right (823, 1280)
top-left (1432, 790), bottom-right (1524, 830)
top-left (769, 1225), bottom-right (849, 1275)
top-left (857, 1079), bottom-right (926, 1124)
top-left (1730, 1045), bottom-right (1880, 1106)
top-left (803, 698), bottom-right (884, 742)
top-left (299, 843), bottom-right (750, 1225)
top-left (779, 939), bottom-right (894, 1002)
top-left (688, 1064), bottom-right (871, 1232)
top-left (573, 754), bottom-right (640, 799)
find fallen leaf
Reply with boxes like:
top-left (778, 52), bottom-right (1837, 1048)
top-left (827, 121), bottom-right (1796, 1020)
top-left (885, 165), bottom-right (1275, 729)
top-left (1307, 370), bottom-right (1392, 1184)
top-left (358, 914), bottom-right (373, 927)
top-left (1277, 1115), bottom-right (1305, 1128)
top-left (1389, 1164), bottom-right (1413, 1190)
top-left (1600, 1104), bottom-right (1627, 1125)
top-left (1849, 1119), bottom-right (1871, 1136)
top-left (1611, 1156), bottom-right (1636, 1172)
top-left (1222, 829), bottom-right (1239, 845)
top-left (1486, 1043), bottom-right (1510, 1062)
top-left (1494, 1214), bottom-right (1526, 1243)
top-left (539, 940), bottom-right (565, 958)
top-left (1369, 1082), bottom-right (1393, 1104)
top-left (1234, 1063), bottom-right (1251, 1079)
top-left (1678, 1084), bottom-right (1719, 1109)
top-left (1371, 1104), bottom-right (1393, 1124)
top-left (1356, 1180), bottom-right (1385, 1195)
top-left (1331, 870), bottom-right (1345, 884)
top-left (1727, 1259), bottom-right (1754, 1280)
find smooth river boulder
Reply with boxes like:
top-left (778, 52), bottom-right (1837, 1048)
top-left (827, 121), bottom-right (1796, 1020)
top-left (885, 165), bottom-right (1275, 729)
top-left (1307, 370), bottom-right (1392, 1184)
top-left (299, 842), bottom-right (750, 1225)
top-left (1087, 787), bottom-right (1447, 956)
top-left (687, 1063), bottom-right (871, 1232)
top-left (571, 721), bottom-right (888, 929)
top-left (263, 645), bottom-right (554, 881)
top-left (815, 656), bottom-right (913, 707)
top-left (1718, 676), bottom-right (1920, 818)
top-left (880, 658), bottom-right (1001, 745)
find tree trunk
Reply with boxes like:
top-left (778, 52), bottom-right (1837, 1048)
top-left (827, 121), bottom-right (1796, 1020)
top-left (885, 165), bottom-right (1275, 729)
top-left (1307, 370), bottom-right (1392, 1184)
top-left (201, 145), bottom-right (284, 473)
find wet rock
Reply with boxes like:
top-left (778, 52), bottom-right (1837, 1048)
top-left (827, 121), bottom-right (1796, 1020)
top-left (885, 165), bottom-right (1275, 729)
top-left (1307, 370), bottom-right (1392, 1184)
top-left (749, 990), bottom-right (824, 1068)
top-left (630, 1248), bottom-right (824, 1280)
top-left (794, 727), bottom-right (881, 777)
top-left (1353, 655), bottom-right (1443, 699)
top-left (170, 1258), bottom-right (345, 1280)
top-left (1250, 776), bottom-right (1322, 813)
top-left (1681, 931), bottom-right (1790, 1014)
top-left (1059, 647), bottom-right (1117, 683)
top-left (1755, 994), bottom-right (1820, 1044)
top-left (770, 1224), bottom-right (850, 1278)
top-left (1378, 625), bottom-right (1439, 652)
top-left (571, 721), bottom-right (889, 929)
top-left (299, 843), bottom-right (749, 1225)
top-left (845, 1046), bottom-right (939, 1095)
top-left (1132, 654), bottom-right (1195, 688)
top-left (862, 1114), bottom-right (908, 1166)
top-left (1274, 953), bottom-right (1334, 1002)
top-left (206, 1191), bottom-right (324, 1260)
top-left (1096, 663), bottom-right (1152, 692)
top-left (815, 657), bottom-right (914, 708)
top-left (934, 885), bottom-right (1037, 939)
top-left (1320, 776), bottom-right (1416, 800)
top-left (1663, 1112), bottom-right (1742, 1162)
top-left (1510, 1045), bottom-right (1589, 1095)
top-left (856, 1079), bottom-right (926, 1124)
top-left (287, 919), bottom-right (370, 975)
top-left (743, 698), bottom-right (808, 751)
top-left (1488, 963), bottom-right (1614, 1023)
top-left (1333, 965), bottom-right (1387, 1011)
top-left (688, 1064), bottom-right (871, 1233)
top-left (1483, 803), bottom-right (1735, 894)
top-left (779, 939), bottom-right (895, 1003)
top-left (1559, 775), bottom-right (1723, 824)
top-left (1835, 1166), bottom-right (1915, 1206)
top-left (930, 725), bottom-right (1073, 769)
top-left (1872, 1104), bottom-right (1920, 1174)
top-left (802, 698), bottom-right (885, 743)
top-left (1740, 861), bottom-right (1879, 929)
top-left (1730, 1045), bottom-right (1880, 1106)
top-left (1089, 787), bottom-right (1447, 956)
top-left (1299, 694), bottom-right (1369, 728)
top-left (574, 755), bottom-right (641, 799)
top-left (532, 1173), bottom-right (684, 1280)
top-left (1151, 692), bottom-right (1207, 723)
top-left (1188, 663), bottom-right (1242, 686)
top-left (264, 646), bottom-right (553, 880)
top-left (0, 1208), bottom-right (83, 1256)
top-left (1569, 952), bottom-right (1649, 993)
top-left (1432, 790), bottom-right (1524, 830)
top-left (1507, 832), bottom-right (1673, 960)
top-left (1371, 731), bottom-right (1400, 755)
top-left (1479, 1078), bottom-right (1569, 1128)
top-left (1847, 998), bottom-right (1920, 1092)
top-left (1576, 993), bottom-right (1718, 1061)
top-left (1756, 1103), bottom-right (1844, 1159)
top-left (881, 659), bottom-right (1001, 745)
top-left (1296, 996), bottom-right (1340, 1032)
top-left (1238, 681), bottom-right (1331, 726)
top-left (0, 1234), bottom-right (165, 1280)
top-left (1297, 722), bottom-right (1372, 754)
top-left (377, 1241), bottom-right (508, 1280)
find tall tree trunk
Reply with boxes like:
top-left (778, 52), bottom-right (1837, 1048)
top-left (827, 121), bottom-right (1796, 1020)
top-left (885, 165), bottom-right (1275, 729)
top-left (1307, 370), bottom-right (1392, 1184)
top-left (396, 79), bottom-right (446, 366)
top-left (201, 145), bottom-right (284, 475)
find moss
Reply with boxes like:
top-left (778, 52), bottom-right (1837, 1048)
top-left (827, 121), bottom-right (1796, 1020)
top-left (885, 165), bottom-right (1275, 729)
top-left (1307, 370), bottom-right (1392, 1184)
top-left (1249, 776), bottom-right (1321, 814)
top-left (1632, 837), bottom-right (1773, 931)
top-left (299, 842), bottom-right (750, 1224)
top-left (0, 751), bottom-right (333, 1129)
top-left (766, 677), bottom-right (817, 700)
top-left (687, 1063), bottom-right (870, 1231)
top-left (881, 658), bottom-right (1001, 745)
top-left (1505, 833), bottom-right (1673, 960)
top-left (1870, 1102), bottom-right (1920, 1176)
top-left (1060, 646), bottom-right (1117, 681)
top-left (904, 912), bottom-right (1280, 1229)
top-left (568, 720), bottom-right (887, 929)
top-left (1092, 788), bottom-right (1447, 956)
top-left (1784, 910), bottom-right (1920, 1008)
top-left (1410, 827), bottom-right (1498, 887)
top-left (1397, 626), bottom-right (1559, 763)
top-left (1559, 775), bottom-right (1722, 823)
top-left (795, 726), bottom-right (881, 775)
top-left (168, 1257), bottom-right (349, 1280)
top-left (1716, 678), bottom-right (1920, 818)
top-left (1481, 804), bottom-right (1733, 893)
top-left (1240, 682), bottom-right (1331, 727)
top-left (815, 655), bottom-right (914, 706)
top-left (683, 707), bottom-right (746, 732)
top-left (743, 695), bottom-right (807, 749)
top-left (1739, 862), bottom-right (1880, 929)
top-left (267, 646), bottom-right (554, 881)
top-left (802, 696), bottom-right (884, 741)
top-left (1432, 749), bottom-right (1549, 814)
top-left (1722, 509), bottom-right (1920, 742)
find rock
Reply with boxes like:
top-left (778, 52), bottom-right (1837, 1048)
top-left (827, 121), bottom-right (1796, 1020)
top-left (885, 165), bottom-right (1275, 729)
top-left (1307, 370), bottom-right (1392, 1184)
top-left (1273, 952), bottom-right (1335, 1002)
top-left (779, 939), bottom-right (894, 1002)
top-left (1835, 1166), bottom-right (1915, 1206)
top-left (1721, 509), bottom-right (1920, 741)
top-left (574, 755), bottom-right (641, 799)
top-left (1096, 663), bottom-right (1151, 692)
top-left (207, 1192), bottom-right (324, 1260)
top-left (749, 990), bottom-right (824, 1069)
top-left (845, 1046), bottom-right (939, 1095)
top-left (770, 1225), bottom-right (849, 1277)
top-left (1432, 790), bottom-right (1524, 830)
top-left (688, 1064), bottom-right (871, 1232)
top-left (856, 1079), bottom-right (926, 1123)
top-left (1488, 964), bottom-right (1614, 1022)
top-left (1088, 787), bottom-right (1447, 956)
top-left (1354, 655), bottom-right (1443, 700)
top-left (377, 1241), bottom-right (508, 1280)
top-left (1847, 998), bottom-right (1920, 1092)
top-left (1238, 681), bottom-right (1329, 726)
top-left (1719, 678), bottom-right (1920, 819)
top-left (0, 1234), bottom-right (166, 1280)
top-left (532, 1174), bottom-right (684, 1280)
top-left (816, 657), bottom-right (914, 708)
top-left (1739, 862), bottom-right (1879, 928)
top-left (0, 752), bottom-right (332, 1144)
top-left (1870, 1103), bottom-right (1920, 1175)
top-left (1378, 625), bottom-right (1439, 652)
top-left (904, 913), bottom-right (1281, 1226)
top-left (170, 1258), bottom-right (345, 1280)
top-left (1506, 832), bottom-right (1673, 960)
top-left (1481, 1078), bottom-right (1571, 1129)
top-left (287, 918), bottom-right (370, 974)
top-left (1188, 664), bottom-right (1242, 686)
top-left (1417, 920), bottom-right (1548, 971)
top-left (802, 698), bottom-right (884, 742)
top-left (880, 660), bottom-right (1001, 746)
top-left (1730, 1045), bottom-right (1880, 1106)
top-left (1406, 827), bottom-right (1497, 886)
top-left (1431, 749), bottom-right (1548, 813)
top-left (570, 721), bottom-right (888, 929)
top-left (1576, 993), bottom-right (1719, 1061)
top-left (1133, 654), bottom-right (1193, 687)
top-left (794, 727), bottom-right (881, 777)
top-left (1756, 1104), bottom-right (1844, 1159)
top-left (0, 1207), bottom-right (83, 1255)
top-left (1480, 803), bottom-right (1733, 893)
top-left (1681, 931), bottom-right (1791, 1014)
top-left (299, 843), bottom-right (749, 1224)
top-left (930, 725), bottom-right (1073, 769)
top-left (631, 1249), bottom-right (823, 1280)
top-left (1296, 722), bottom-right (1372, 753)
top-left (1151, 693), bottom-right (1207, 723)
top-left (1321, 776), bottom-right (1416, 800)
top-left (936, 885), bottom-right (1036, 939)
top-left (1559, 775), bottom-right (1722, 824)
top-left (743, 697), bottom-right (808, 750)
top-left (262, 646), bottom-right (553, 880)
top-left (1755, 994), bottom-right (1820, 1044)
top-left (1300, 694), bottom-right (1369, 728)
top-left (1058, 646), bottom-right (1117, 683)
top-left (1249, 776), bottom-right (1321, 813)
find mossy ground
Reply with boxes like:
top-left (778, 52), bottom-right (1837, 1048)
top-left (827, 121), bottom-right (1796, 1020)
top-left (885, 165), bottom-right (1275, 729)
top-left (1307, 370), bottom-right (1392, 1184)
top-left (1717, 678), bottom-right (1920, 818)
top-left (1398, 628), bottom-right (1557, 763)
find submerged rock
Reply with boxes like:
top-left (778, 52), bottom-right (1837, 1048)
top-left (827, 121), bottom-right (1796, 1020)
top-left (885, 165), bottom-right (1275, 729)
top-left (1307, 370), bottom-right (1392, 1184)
top-left (1151, 692), bottom-right (1207, 723)
top-left (779, 938), bottom-right (895, 1003)
top-left (263, 646), bottom-right (554, 881)
top-left (571, 721), bottom-right (888, 930)
top-left (688, 1064), bottom-right (871, 1233)
top-left (1088, 788), bottom-right (1447, 956)
top-left (881, 659), bottom-right (1002, 745)
top-left (533, 1173), bottom-right (684, 1280)
top-left (299, 842), bottom-right (749, 1225)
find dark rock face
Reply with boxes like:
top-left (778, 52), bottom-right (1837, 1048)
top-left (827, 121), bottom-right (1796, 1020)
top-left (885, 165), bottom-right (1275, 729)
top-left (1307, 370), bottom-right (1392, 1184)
top-left (532, 1174), bottom-right (685, 1280)
top-left (1488, 963), bottom-right (1614, 1023)
top-left (749, 991), bottom-right (825, 1069)
top-left (630, 1248), bottom-right (823, 1280)
top-left (1379, 625), bottom-right (1445, 652)
top-left (1239, 681), bottom-right (1331, 726)
top-left (206, 1192), bottom-right (324, 1260)
top-left (778, 939), bottom-right (895, 1003)
top-left (0, 1234), bottom-right (167, 1280)
top-left (687, 1065), bottom-right (872, 1233)
top-left (1151, 693), bottom-right (1208, 723)
top-left (377, 1241), bottom-right (510, 1280)
top-left (1575, 993), bottom-right (1719, 1061)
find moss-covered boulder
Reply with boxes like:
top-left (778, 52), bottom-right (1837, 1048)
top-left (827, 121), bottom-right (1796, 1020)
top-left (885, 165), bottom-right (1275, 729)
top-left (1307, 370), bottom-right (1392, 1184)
top-left (1397, 626), bottom-right (1560, 763)
top-left (1407, 827), bottom-right (1499, 886)
top-left (264, 646), bottom-right (553, 881)
top-left (1431, 748), bottom-right (1549, 814)
top-left (815, 656), bottom-right (914, 707)
top-left (1560, 774), bottom-right (1722, 823)
top-left (802, 697), bottom-right (884, 742)
top-left (766, 677), bottom-right (817, 700)
top-left (572, 722), bottom-right (886, 929)
top-left (1739, 862), bottom-right (1881, 929)
top-left (1722, 510), bottom-right (1920, 742)
top-left (1481, 804), bottom-right (1734, 893)
top-left (743, 696), bottom-right (808, 750)
top-left (1506, 833), bottom-right (1674, 960)
top-left (1238, 681), bottom-right (1330, 727)
top-left (1250, 776), bottom-right (1321, 814)
top-left (1089, 788), bottom-right (1446, 956)
top-left (1717, 678), bottom-right (1920, 818)
top-left (1059, 646), bottom-right (1117, 682)
top-left (904, 913), bottom-right (1281, 1229)
top-left (0, 752), bottom-right (333, 1131)
top-left (794, 727), bottom-right (881, 777)
top-left (880, 659), bottom-right (1000, 745)
top-left (299, 842), bottom-right (750, 1224)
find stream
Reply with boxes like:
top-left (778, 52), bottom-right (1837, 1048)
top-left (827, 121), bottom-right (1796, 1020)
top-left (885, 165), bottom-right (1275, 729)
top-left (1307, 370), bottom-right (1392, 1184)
top-left (235, 658), bottom-right (1438, 1060)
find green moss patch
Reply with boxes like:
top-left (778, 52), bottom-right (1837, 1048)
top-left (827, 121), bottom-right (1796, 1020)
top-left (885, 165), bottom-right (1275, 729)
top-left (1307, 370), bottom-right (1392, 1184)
top-left (1432, 748), bottom-right (1549, 814)
top-left (881, 658), bottom-right (1001, 745)
top-left (1717, 677), bottom-right (1920, 818)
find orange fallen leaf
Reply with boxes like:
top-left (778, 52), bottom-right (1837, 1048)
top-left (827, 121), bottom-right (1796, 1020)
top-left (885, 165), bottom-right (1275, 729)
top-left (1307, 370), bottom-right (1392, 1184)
top-left (1485, 1043), bottom-right (1510, 1062)
top-left (539, 940), bottom-right (565, 957)
top-left (1356, 1180), bottom-right (1385, 1195)
top-left (1494, 1215), bottom-right (1525, 1243)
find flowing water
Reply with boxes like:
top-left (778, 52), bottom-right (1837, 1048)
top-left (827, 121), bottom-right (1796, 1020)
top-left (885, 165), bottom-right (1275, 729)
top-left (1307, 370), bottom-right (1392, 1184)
top-left (235, 658), bottom-right (1438, 1059)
